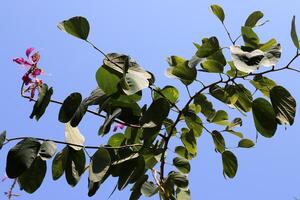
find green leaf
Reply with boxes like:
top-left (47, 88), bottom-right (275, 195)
top-left (226, 118), bottom-right (242, 130)
top-left (0, 131), bottom-right (6, 150)
top-left (238, 139), bottom-right (255, 148)
top-left (96, 66), bottom-right (121, 95)
top-left (108, 133), bottom-right (125, 147)
top-left (225, 84), bottom-right (253, 112)
top-left (291, 16), bottom-right (300, 49)
top-left (226, 61), bottom-right (248, 77)
top-left (65, 123), bottom-right (85, 150)
top-left (141, 98), bottom-right (170, 128)
top-left (184, 111), bottom-right (203, 137)
top-left (89, 147), bottom-right (111, 183)
top-left (209, 110), bottom-right (229, 125)
top-left (224, 130), bottom-right (244, 138)
top-left (250, 75), bottom-right (277, 97)
top-left (141, 181), bottom-right (158, 197)
top-left (259, 38), bottom-right (277, 52)
top-left (245, 11), bottom-right (264, 28)
top-left (176, 188), bottom-right (191, 200)
top-left (6, 138), bottom-right (41, 178)
top-left (175, 146), bottom-right (195, 160)
top-left (59, 93), bottom-right (82, 123)
top-left (52, 146), bottom-right (69, 180)
top-left (38, 141), bottom-right (57, 160)
top-left (195, 37), bottom-right (220, 58)
top-left (201, 50), bottom-right (226, 73)
top-left (130, 175), bottom-right (148, 200)
top-left (241, 26), bottom-right (260, 48)
top-left (194, 93), bottom-right (216, 119)
top-left (153, 86), bottom-right (179, 104)
top-left (222, 150), bottom-right (238, 178)
top-left (65, 148), bottom-right (86, 187)
top-left (170, 172), bottom-right (189, 189)
top-left (58, 16), bottom-right (89, 40)
top-left (209, 85), bottom-right (230, 104)
top-left (181, 129), bottom-right (197, 155)
top-left (30, 84), bottom-right (53, 121)
top-left (173, 157), bottom-right (191, 174)
top-left (252, 98), bottom-right (277, 138)
top-left (18, 157), bottom-right (46, 194)
top-left (270, 86), bottom-right (296, 125)
top-left (99, 108), bottom-right (122, 135)
top-left (166, 56), bottom-right (197, 85)
top-left (210, 4), bottom-right (225, 23)
top-left (211, 130), bottom-right (225, 153)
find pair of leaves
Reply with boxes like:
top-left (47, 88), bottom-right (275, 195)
top-left (30, 84), bottom-right (53, 121)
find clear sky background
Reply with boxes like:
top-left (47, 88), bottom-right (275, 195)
top-left (1, 0), bottom-right (300, 200)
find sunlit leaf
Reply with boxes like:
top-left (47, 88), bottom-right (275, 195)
top-left (209, 110), bottom-right (229, 125)
top-left (184, 111), bottom-right (203, 137)
top-left (291, 16), bottom-right (300, 49)
top-left (58, 16), bottom-right (89, 40)
top-left (65, 123), bottom-right (85, 150)
top-left (175, 146), bottom-right (195, 160)
top-left (250, 75), bottom-right (277, 97)
top-left (245, 11), bottom-right (264, 28)
top-left (108, 133), bottom-right (125, 147)
top-left (141, 181), bottom-right (158, 197)
top-left (176, 188), bottom-right (191, 200)
top-left (173, 157), bottom-right (191, 174)
top-left (211, 130), bottom-right (225, 153)
top-left (194, 93), bottom-right (216, 119)
top-left (181, 129), bottom-right (197, 155)
top-left (241, 26), bottom-right (260, 48)
top-left (238, 139), bottom-right (255, 148)
top-left (153, 86), bottom-right (179, 104)
top-left (222, 150), bottom-right (238, 178)
top-left (226, 118), bottom-right (242, 130)
top-left (210, 4), bottom-right (225, 23)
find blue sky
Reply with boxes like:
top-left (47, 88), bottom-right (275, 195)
top-left (1, 0), bottom-right (300, 199)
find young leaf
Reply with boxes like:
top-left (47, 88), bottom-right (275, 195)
top-left (65, 123), bottom-right (85, 151)
top-left (222, 150), bottom-right (238, 178)
top-left (6, 138), bottom-right (41, 178)
top-left (18, 157), bottom-right (46, 194)
top-left (210, 4), bottom-right (225, 23)
top-left (173, 157), bottom-right (191, 174)
top-left (65, 148), bottom-right (86, 187)
top-left (58, 16), bottom-right (90, 40)
top-left (245, 11), bottom-right (264, 28)
top-left (270, 86), bottom-right (296, 125)
top-left (38, 141), bottom-right (57, 160)
top-left (0, 131), bottom-right (6, 150)
top-left (238, 139), bottom-right (255, 148)
top-left (89, 147), bottom-right (111, 183)
top-left (52, 146), bottom-right (69, 180)
top-left (252, 98), bottom-right (277, 138)
top-left (291, 16), bottom-right (300, 49)
top-left (59, 92), bottom-right (82, 123)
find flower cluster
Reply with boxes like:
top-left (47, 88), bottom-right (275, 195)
top-left (13, 48), bottom-right (43, 98)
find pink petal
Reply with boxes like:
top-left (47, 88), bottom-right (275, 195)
top-left (26, 47), bottom-right (34, 58)
top-left (32, 68), bottom-right (42, 77)
top-left (22, 74), bottom-right (32, 85)
top-left (113, 123), bottom-right (125, 132)
top-left (13, 57), bottom-right (32, 67)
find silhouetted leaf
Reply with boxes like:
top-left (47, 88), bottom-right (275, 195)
top-left (6, 138), bottom-right (41, 178)
top-left (59, 93), bottom-right (82, 123)
top-left (89, 147), bottom-right (111, 183)
top-left (270, 86), bottom-right (296, 125)
top-left (210, 4), bottom-right (225, 23)
top-left (252, 98), bottom-right (277, 138)
top-left (222, 150), bottom-right (238, 178)
top-left (18, 157), bottom-right (46, 193)
top-left (65, 148), bottom-right (86, 187)
top-left (130, 175), bottom-right (148, 200)
top-left (58, 16), bottom-right (89, 40)
top-left (52, 146), bottom-right (69, 180)
top-left (99, 108), bottom-right (122, 135)
top-left (245, 11), bottom-right (264, 28)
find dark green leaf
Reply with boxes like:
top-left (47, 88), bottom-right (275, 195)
top-left (209, 85), bottom-right (230, 104)
top-left (252, 98), bottom-right (277, 138)
top-left (65, 148), bottom-right (86, 187)
top-left (6, 138), bottom-right (41, 178)
top-left (250, 75), bottom-right (277, 97)
top-left (170, 172), bottom-right (189, 189)
top-left (141, 98), bottom-right (170, 128)
top-left (195, 37), bottom-right (220, 58)
top-left (59, 93), bottom-right (82, 123)
top-left (175, 146), bottom-right (195, 160)
top-left (222, 150), bottom-right (238, 178)
top-left (153, 86), bottom-right (179, 104)
top-left (241, 26), bottom-right (260, 48)
top-left (18, 157), bottom-right (46, 193)
top-left (141, 181), bottom-right (158, 197)
top-left (173, 157), bottom-right (191, 174)
top-left (38, 141), bottom-right (57, 160)
top-left (238, 139), bottom-right (255, 148)
top-left (96, 65), bottom-right (121, 95)
top-left (166, 56), bottom-right (197, 85)
top-left (226, 118), bottom-right (242, 130)
top-left (130, 175), bottom-right (148, 200)
top-left (0, 131), bottom-right (6, 150)
top-left (58, 16), bottom-right (89, 40)
top-left (194, 93), bottom-right (216, 119)
top-left (210, 4), bottom-right (225, 23)
top-left (181, 129), bottom-right (197, 155)
top-left (184, 111), bottom-right (203, 137)
top-left (291, 16), bottom-right (300, 49)
top-left (245, 11), bottom-right (264, 28)
top-left (52, 146), bottom-right (69, 180)
top-left (270, 86), bottom-right (296, 125)
top-left (211, 130), bottom-right (225, 153)
top-left (89, 147), bottom-right (111, 183)
top-left (30, 84), bottom-right (53, 121)
top-left (99, 108), bottom-right (122, 135)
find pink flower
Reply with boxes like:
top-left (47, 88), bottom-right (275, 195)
top-left (26, 47), bottom-right (34, 57)
top-left (113, 123), bottom-right (125, 132)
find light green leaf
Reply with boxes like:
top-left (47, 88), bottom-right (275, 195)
top-left (153, 86), bottom-right (179, 104)
top-left (245, 11), bottom-right (264, 28)
top-left (108, 133), bottom-right (125, 147)
top-left (173, 157), bottom-right (191, 174)
top-left (226, 118), bottom-right (242, 130)
top-left (176, 188), bottom-right (191, 200)
top-left (250, 75), bottom-right (277, 97)
top-left (181, 129), bottom-right (197, 155)
top-left (65, 123), bottom-right (85, 150)
top-left (52, 146), bottom-right (69, 180)
top-left (184, 111), bottom-right (203, 137)
top-left (210, 4), bottom-right (225, 23)
top-left (59, 93), bottom-right (82, 123)
top-left (96, 66), bottom-right (120, 95)
top-left (270, 86), bottom-right (296, 125)
top-left (38, 141), bottom-right (57, 160)
top-left (89, 147), bottom-right (111, 183)
top-left (209, 110), bottom-right (229, 125)
top-left (291, 16), bottom-right (300, 49)
top-left (222, 150), bottom-right (238, 178)
top-left (58, 16), bottom-right (89, 40)
top-left (241, 26), bottom-right (260, 48)
top-left (6, 138), bottom-right (41, 178)
top-left (194, 93), bottom-right (216, 119)
top-left (252, 98), bottom-right (277, 138)
top-left (18, 157), bottom-right (46, 194)
top-left (175, 146), bottom-right (195, 160)
top-left (259, 38), bottom-right (277, 51)
top-left (238, 139), bottom-right (255, 148)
